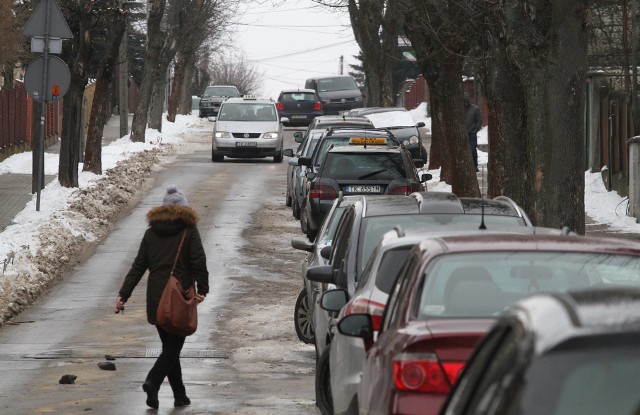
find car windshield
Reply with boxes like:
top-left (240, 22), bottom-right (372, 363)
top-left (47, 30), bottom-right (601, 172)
top-left (218, 103), bottom-right (276, 121)
top-left (357, 215), bottom-right (525, 275)
top-left (281, 92), bottom-right (316, 101)
top-left (417, 252), bottom-right (640, 318)
top-left (203, 86), bottom-right (240, 97)
top-left (364, 111), bottom-right (416, 128)
top-left (320, 152), bottom-right (406, 180)
top-left (317, 77), bottom-right (359, 92)
top-left (517, 342), bottom-right (640, 415)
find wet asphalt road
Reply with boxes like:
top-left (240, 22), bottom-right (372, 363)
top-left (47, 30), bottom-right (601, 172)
top-left (0, 128), bottom-right (315, 414)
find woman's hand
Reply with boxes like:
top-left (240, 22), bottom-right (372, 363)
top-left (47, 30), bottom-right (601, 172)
top-left (114, 296), bottom-right (125, 313)
top-left (195, 293), bottom-right (206, 303)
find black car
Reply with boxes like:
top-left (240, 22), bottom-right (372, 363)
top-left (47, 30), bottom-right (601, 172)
top-left (301, 142), bottom-right (430, 239)
top-left (276, 89), bottom-right (323, 126)
top-left (198, 85), bottom-right (240, 118)
top-left (441, 288), bottom-right (640, 415)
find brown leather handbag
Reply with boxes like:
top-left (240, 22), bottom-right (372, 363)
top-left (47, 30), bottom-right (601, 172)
top-left (156, 230), bottom-right (198, 336)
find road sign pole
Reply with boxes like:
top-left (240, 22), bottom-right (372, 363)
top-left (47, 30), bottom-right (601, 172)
top-left (36, 0), bottom-right (52, 212)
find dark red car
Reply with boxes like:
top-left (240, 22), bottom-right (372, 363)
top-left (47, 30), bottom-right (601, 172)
top-left (337, 233), bottom-right (640, 415)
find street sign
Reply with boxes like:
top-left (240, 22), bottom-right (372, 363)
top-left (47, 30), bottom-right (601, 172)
top-left (31, 37), bottom-right (63, 53)
top-left (24, 56), bottom-right (71, 102)
top-left (23, 0), bottom-right (72, 38)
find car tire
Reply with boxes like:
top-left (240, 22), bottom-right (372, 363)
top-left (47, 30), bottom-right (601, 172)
top-left (212, 152), bottom-right (224, 162)
top-left (300, 206), bottom-right (309, 234)
top-left (286, 192), bottom-right (292, 207)
top-left (292, 199), bottom-right (301, 220)
top-left (294, 288), bottom-right (315, 344)
top-left (315, 347), bottom-right (334, 415)
top-left (273, 150), bottom-right (283, 163)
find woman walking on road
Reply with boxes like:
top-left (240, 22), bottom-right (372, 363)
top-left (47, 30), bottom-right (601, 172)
top-left (114, 185), bottom-right (209, 409)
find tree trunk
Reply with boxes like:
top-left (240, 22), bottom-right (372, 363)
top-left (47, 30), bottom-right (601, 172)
top-left (149, 73), bottom-right (166, 131)
top-left (502, 0), bottom-right (588, 233)
top-left (166, 54), bottom-right (183, 122)
top-left (178, 54), bottom-right (196, 115)
top-left (438, 55), bottom-right (480, 197)
top-left (83, 12), bottom-right (126, 175)
top-left (130, 0), bottom-right (167, 142)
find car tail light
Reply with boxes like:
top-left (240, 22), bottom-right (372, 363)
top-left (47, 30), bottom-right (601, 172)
top-left (276, 102), bottom-right (284, 110)
top-left (314, 102), bottom-right (322, 111)
top-left (389, 183), bottom-right (421, 195)
top-left (343, 299), bottom-right (385, 331)
top-left (393, 352), bottom-right (464, 394)
top-left (309, 184), bottom-right (337, 199)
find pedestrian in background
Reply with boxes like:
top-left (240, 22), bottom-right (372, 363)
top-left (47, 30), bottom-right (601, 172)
top-left (114, 185), bottom-right (209, 409)
top-left (464, 92), bottom-right (482, 172)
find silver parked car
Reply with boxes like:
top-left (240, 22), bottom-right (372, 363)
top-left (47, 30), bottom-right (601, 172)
top-left (211, 96), bottom-right (288, 162)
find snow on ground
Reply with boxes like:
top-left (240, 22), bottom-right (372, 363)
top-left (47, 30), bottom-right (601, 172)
top-left (1, 112), bottom-right (640, 325)
top-left (0, 114), bottom-right (209, 325)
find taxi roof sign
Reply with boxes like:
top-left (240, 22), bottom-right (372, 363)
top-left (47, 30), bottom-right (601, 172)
top-left (350, 137), bottom-right (387, 145)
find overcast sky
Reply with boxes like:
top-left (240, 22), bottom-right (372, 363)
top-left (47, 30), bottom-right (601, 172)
top-left (235, 0), bottom-right (361, 99)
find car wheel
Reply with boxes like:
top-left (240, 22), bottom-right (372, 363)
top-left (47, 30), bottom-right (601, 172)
top-left (306, 225), bottom-right (317, 242)
top-left (315, 347), bottom-right (334, 415)
top-left (286, 191), bottom-right (292, 207)
top-left (294, 288), bottom-right (315, 344)
top-left (212, 152), bottom-right (223, 162)
top-left (300, 207), bottom-right (309, 234)
top-left (273, 150), bottom-right (283, 163)
top-left (292, 199), bottom-right (301, 220)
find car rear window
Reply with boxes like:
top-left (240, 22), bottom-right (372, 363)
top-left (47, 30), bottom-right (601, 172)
top-left (317, 77), bottom-right (359, 92)
top-left (320, 152), bottom-right (406, 180)
top-left (376, 247), bottom-right (412, 293)
top-left (281, 92), bottom-right (316, 101)
top-left (417, 252), bottom-right (640, 318)
top-left (518, 342), bottom-right (640, 415)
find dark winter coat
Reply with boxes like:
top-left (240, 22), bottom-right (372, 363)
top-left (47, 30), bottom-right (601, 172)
top-left (465, 102), bottom-right (483, 135)
top-left (118, 205), bottom-right (209, 325)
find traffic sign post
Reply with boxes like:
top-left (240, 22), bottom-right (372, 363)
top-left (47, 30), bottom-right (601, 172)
top-left (22, 0), bottom-right (72, 211)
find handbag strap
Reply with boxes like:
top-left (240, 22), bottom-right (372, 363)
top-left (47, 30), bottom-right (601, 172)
top-left (170, 229), bottom-right (188, 276)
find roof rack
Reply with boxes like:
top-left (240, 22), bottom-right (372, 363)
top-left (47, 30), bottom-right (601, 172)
top-left (393, 225), bottom-right (406, 238)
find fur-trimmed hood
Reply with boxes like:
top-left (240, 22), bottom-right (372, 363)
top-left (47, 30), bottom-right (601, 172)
top-left (146, 205), bottom-right (199, 236)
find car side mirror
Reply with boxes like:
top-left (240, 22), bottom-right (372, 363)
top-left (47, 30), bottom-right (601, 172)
top-left (416, 121), bottom-right (425, 128)
top-left (291, 237), bottom-right (314, 252)
top-left (421, 173), bottom-right (432, 183)
top-left (320, 245), bottom-right (332, 260)
top-left (280, 117), bottom-right (289, 124)
top-left (305, 171), bottom-right (317, 180)
top-left (337, 314), bottom-right (375, 351)
top-left (283, 148), bottom-right (294, 157)
top-left (320, 289), bottom-right (349, 312)
top-left (413, 160), bottom-right (424, 168)
top-left (306, 265), bottom-right (335, 284)
top-left (298, 157), bottom-right (312, 167)
top-left (294, 132), bottom-right (304, 142)
top-left (207, 116), bottom-right (216, 122)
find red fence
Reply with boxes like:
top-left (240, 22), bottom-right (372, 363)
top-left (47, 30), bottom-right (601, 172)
top-left (0, 82), bottom-right (28, 150)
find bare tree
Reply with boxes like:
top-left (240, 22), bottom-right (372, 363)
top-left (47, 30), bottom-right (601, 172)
top-left (208, 54), bottom-right (263, 95)
top-left (0, 0), bottom-right (29, 85)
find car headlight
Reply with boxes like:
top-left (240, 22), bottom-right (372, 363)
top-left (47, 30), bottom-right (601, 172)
top-left (264, 132), bottom-right (279, 139)
top-left (403, 140), bottom-right (410, 146)
top-left (409, 135), bottom-right (419, 145)
top-left (214, 131), bottom-right (231, 138)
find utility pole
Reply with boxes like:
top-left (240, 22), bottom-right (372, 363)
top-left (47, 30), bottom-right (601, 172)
top-left (339, 55), bottom-right (344, 75)
top-left (118, 8), bottom-right (129, 138)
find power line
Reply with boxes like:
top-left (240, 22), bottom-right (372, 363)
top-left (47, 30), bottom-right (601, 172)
top-left (248, 40), bottom-right (356, 62)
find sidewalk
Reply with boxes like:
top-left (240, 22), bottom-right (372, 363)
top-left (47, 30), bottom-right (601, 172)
top-left (0, 114), bottom-right (132, 232)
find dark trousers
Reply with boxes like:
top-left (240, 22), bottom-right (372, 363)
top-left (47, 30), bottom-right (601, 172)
top-left (146, 325), bottom-right (187, 398)
top-left (468, 132), bottom-right (478, 169)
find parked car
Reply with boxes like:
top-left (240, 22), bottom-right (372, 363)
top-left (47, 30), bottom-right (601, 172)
top-left (292, 115), bottom-right (375, 145)
top-left (290, 195), bottom-right (360, 345)
top-left (306, 192), bottom-right (534, 414)
top-left (198, 85), bottom-right (240, 118)
top-left (284, 129), bottom-right (324, 219)
top-left (211, 96), bottom-right (288, 162)
top-left (351, 107), bottom-right (427, 162)
top-left (305, 75), bottom-right (364, 114)
top-left (301, 139), bottom-right (430, 240)
top-left (337, 233), bottom-right (640, 415)
top-left (441, 288), bottom-right (640, 415)
top-left (276, 89), bottom-right (323, 126)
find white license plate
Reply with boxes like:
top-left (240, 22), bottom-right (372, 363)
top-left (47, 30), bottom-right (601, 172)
top-left (344, 185), bottom-right (381, 193)
top-left (291, 115), bottom-right (307, 119)
top-left (236, 141), bottom-right (257, 147)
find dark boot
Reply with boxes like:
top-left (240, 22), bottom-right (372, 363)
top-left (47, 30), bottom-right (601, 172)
top-left (174, 396), bottom-right (191, 407)
top-left (142, 381), bottom-right (159, 409)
